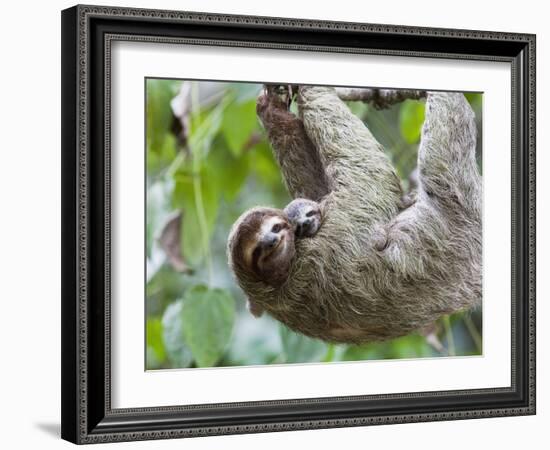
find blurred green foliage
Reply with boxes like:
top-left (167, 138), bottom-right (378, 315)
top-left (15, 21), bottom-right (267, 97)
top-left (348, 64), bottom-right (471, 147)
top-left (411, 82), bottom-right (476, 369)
top-left (145, 79), bottom-right (483, 370)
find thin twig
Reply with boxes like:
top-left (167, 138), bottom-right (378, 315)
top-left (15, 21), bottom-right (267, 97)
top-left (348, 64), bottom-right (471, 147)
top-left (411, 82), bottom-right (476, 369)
top-left (322, 343), bottom-right (336, 362)
top-left (190, 83), bottom-right (213, 286)
top-left (443, 316), bottom-right (456, 357)
top-left (424, 332), bottom-right (447, 355)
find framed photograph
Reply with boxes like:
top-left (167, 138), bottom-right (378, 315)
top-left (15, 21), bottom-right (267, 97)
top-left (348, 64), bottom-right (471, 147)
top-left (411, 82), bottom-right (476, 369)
top-left (61, 4), bottom-right (536, 444)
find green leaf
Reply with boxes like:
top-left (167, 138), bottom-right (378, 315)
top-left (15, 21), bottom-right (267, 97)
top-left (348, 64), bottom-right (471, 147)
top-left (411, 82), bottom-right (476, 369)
top-left (342, 333), bottom-right (434, 362)
top-left (146, 317), bottom-right (166, 369)
top-left (147, 151), bottom-right (160, 175)
top-left (161, 300), bottom-right (194, 368)
top-left (225, 315), bottom-right (282, 366)
top-left (247, 141), bottom-right (283, 187)
top-left (146, 79), bottom-right (176, 155)
top-left (206, 137), bottom-right (250, 201)
top-left (188, 102), bottom-right (225, 160)
top-left (389, 334), bottom-right (432, 359)
top-left (346, 101), bottom-right (369, 119)
top-left (146, 264), bottom-right (186, 318)
top-left (221, 99), bottom-right (258, 156)
top-left (342, 343), bottom-right (382, 361)
top-left (172, 171), bottom-right (219, 266)
top-left (181, 286), bottom-right (236, 367)
top-left (279, 324), bottom-right (328, 363)
top-left (399, 100), bottom-right (425, 144)
top-left (465, 92), bottom-right (483, 109)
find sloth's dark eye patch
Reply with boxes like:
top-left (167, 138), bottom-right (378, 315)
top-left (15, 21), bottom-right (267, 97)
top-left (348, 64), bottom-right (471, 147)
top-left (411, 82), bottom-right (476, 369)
top-left (306, 210), bottom-right (316, 217)
top-left (251, 246), bottom-right (262, 272)
top-left (271, 223), bottom-right (282, 233)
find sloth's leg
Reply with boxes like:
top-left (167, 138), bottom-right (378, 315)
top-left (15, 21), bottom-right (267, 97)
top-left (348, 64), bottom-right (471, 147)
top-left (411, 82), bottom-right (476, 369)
top-left (297, 86), bottom-right (403, 215)
top-left (418, 92), bottom-right (481, 218)
top-left (376, 92), bottom-right (481, 281)
top-left (257, 87), bottom-right (330, 202)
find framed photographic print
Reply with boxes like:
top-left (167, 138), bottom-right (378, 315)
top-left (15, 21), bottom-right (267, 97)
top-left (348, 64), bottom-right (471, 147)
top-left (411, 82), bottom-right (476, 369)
top-left (61, 4), bottom-right (536, 444)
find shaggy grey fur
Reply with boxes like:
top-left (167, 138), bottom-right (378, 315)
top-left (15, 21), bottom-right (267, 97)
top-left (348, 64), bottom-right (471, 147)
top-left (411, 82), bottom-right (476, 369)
top-left (228, 86), bottom-right (481, 344)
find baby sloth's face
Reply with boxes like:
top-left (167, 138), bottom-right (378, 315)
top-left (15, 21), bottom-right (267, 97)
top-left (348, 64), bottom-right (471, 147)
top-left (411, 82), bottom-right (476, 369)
top-left (284, 198), bottom-right (322, 238)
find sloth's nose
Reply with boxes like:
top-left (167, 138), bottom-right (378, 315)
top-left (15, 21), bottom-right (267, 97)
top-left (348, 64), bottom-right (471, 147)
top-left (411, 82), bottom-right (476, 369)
top-left (263, 234), bottom-right (278, 248)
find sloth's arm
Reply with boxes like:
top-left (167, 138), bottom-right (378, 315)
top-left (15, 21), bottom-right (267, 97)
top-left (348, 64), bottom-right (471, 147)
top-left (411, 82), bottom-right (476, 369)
top-left (297, 86), bottom-right (403, 210)
top-left (257, 91), bottom-right (330, 202)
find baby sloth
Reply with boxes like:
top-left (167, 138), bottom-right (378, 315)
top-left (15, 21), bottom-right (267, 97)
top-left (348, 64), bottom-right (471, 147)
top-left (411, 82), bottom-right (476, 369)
top-left (285, 198), bottom-right (322, 238)
top-left (228, 198), bottom-right (322, 317)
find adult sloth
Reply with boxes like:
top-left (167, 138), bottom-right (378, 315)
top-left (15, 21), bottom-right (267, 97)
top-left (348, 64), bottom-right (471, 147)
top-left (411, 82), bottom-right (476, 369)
top-left (227, 85), bottom-right (481, 344)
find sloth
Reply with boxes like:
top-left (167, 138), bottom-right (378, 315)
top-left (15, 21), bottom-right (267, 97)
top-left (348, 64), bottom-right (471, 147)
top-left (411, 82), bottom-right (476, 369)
top-left (227, 85), bottom-right (481, 344)
top-left (228, 198), bottom-right (322, 317)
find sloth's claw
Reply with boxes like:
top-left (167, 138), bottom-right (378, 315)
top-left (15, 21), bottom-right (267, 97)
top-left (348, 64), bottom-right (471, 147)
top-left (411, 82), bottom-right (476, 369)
top-left (373, 227), bottom-right (389, 252)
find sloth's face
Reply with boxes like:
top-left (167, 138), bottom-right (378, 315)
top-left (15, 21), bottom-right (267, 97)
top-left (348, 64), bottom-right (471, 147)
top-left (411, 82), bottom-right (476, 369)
top-left (248, 215), bottom-right (294, 284)
top-left (229, 207), bottom-right (296, 287)
top-left (284, 198), bottom-right (322, 238)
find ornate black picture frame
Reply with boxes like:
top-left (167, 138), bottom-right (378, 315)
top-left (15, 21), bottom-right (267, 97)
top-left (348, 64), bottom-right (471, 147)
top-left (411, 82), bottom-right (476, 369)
top-left (61, 4), bottom-right (536, 444)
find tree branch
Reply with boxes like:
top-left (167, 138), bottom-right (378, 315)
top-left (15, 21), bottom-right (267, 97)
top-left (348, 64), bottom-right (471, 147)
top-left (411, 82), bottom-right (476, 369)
top-left (335, 88), bottom-right (426, 109)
